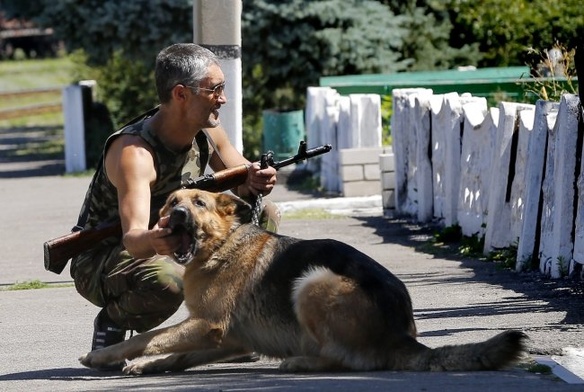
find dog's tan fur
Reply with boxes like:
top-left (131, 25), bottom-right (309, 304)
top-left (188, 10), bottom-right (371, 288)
top-left (79, 189), bottom-right (527, 374)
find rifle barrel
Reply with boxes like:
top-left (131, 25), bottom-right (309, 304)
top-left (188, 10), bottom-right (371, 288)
top-left (272, 144), bottom-right (332, 169)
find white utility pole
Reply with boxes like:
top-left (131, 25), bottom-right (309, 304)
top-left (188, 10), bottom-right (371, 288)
top-left (193, 0), bottom-right (243, 153)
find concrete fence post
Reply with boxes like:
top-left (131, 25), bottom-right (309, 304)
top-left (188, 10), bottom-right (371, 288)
top-left (413, 93), bottom-right (434, 222)
top-left (483, 102), bottom-right (534, 254)
top-left (538, 94), bottom-right (580, 278)
top-left (62, 81), bottom-right (96, 173)
top-left (516, 100), bottom-right (559, 271)
top-left (456, 99), bottom-right (493, 237)
top-left (391, 88), bottom-right (433, 218)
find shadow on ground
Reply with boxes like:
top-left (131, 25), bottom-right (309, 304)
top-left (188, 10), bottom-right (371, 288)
top-left (0, 125), bottom-right (65, 178)
top-left (356, 215), bottom-right (584, 328)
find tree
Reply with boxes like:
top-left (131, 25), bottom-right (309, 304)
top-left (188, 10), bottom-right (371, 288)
top-left (241, 0), bottom-right (410, 117)
top-left (379, 0), bottom-right (481, 71)
top-left (2, 0), bottom-right (193, 66)
top-left (449, 0), bottom-right (584, 68)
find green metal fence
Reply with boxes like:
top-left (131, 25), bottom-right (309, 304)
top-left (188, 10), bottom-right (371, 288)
top-left (320, 66), bottom-right (533, 102)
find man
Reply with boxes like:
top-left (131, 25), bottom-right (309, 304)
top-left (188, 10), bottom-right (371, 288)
top-left (70, 43), bottom-right (279, 368)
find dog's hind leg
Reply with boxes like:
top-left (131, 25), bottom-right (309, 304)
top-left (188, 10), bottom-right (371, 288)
top-left (290, 267), bottom-right (398, 371)
top-left (80, 317), bottom-right (224, 370)
top-left (124, 347), bottom-right (250, 375)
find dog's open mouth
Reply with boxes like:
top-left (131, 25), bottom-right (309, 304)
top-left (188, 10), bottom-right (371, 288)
top-left (172, 224), bottom-right (197, 265)
top-left (168, 207), bottom-right (197, 265)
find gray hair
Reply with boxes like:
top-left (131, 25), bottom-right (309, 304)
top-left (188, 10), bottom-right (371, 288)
top-left (155, 43), bottom-right (220, 103)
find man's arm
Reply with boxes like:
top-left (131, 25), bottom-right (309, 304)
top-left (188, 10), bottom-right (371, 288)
top-left (205, 127), bottom-right (277, 198)
top-left (105, 135), bottom-right (178, 259)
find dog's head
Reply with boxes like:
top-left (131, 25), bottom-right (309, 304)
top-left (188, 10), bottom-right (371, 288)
top-left (159, 189), bottom-right (252, 265)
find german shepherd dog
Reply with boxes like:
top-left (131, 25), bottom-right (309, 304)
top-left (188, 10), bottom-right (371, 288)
top-left (79, 189), bottom-right (527, 375)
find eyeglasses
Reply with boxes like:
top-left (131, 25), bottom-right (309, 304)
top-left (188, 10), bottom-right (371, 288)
top-left (183, 82), bottom-right (226, 98)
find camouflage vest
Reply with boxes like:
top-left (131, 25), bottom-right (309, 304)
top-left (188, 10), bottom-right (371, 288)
top-left (75, 108), bottom-right (209, 232)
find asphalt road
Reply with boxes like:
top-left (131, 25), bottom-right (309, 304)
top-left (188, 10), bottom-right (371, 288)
top-left (0, 166), bottom-right (583, 391)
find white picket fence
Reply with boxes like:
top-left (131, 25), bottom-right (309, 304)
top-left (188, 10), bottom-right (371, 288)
top-left (391, 88), bottom-right (583, 279)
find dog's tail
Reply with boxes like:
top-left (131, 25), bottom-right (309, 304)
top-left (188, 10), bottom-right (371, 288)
top-left (406, 330), bottom-right (528, 371)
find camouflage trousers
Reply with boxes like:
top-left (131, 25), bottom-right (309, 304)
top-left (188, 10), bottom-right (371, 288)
top-left (70, 199), bottom-right (280, 333)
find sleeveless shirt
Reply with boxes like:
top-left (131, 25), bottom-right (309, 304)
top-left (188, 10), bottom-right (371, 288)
top-left (75, 109), bottom-right (210, 232)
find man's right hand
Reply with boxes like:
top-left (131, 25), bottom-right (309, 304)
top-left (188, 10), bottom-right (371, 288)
top-left (147, 215), bottom-right (180, 257)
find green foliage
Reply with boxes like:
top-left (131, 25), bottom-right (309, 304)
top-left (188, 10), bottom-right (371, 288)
top-left (90, 51), bottom-right (158, 126)
top-left (380, 0), bottom-right (482, 71)
top-left (283, 208), bottom-right (341, 220)
top-left (67, 50), bottom-right (158, 168)
top-left (487, 243), bottom-right (518, 270)
top-left (380, 95), bottom-right (393, 146)
top-left (1, 280), bottom-right (73, 291)
top-left (4, 0), bottom-right (193, 65)
top-left (458, 232), bottom-right (485, 257)
top-left (3, 280), bottom-right (48, 290)
top-left (8, 0), bottom-right (581, 161)
top-left (523, 361), bottom-right (552, 375)
top-left (519, 44), bottom-right (579, 103)
top-left (241, 0), bottom-right (410, 120)
top-left (557, 256), bottom-right (570, 278)
top-left (432, 224), bottom-right (485, 258)
top-left (433, 224), bottom-right (462, 243)
top-left (450, 0), bottom-right (584, 68)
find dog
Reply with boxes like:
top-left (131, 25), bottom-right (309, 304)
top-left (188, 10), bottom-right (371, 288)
top-left (79, 189), bottom-right (527, 374)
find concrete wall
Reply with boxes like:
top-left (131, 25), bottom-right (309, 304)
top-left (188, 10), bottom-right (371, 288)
top-left (306, 87), bottom-right (385, 197)
top-left (380, 151), bottom-right (395, 218)
top-left (390, 88), bottom-right (583, 279)
top-left (338, 146), bottom-right (392, 197)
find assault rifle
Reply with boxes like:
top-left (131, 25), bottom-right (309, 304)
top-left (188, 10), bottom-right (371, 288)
top-left (43, 141), bottom-right (332, 275)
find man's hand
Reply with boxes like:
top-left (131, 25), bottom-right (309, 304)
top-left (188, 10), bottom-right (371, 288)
top-left (147, 215), bottom-right (180, 256)
top-left (246, 161), bottom-right (277, 196)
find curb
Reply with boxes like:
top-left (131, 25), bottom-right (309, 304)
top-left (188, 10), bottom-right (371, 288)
top-left (276, 194), bottom-right (382, 213)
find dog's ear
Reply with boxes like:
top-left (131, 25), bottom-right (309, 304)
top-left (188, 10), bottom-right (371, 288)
top-left (216, 193), bottom-right (252, 221)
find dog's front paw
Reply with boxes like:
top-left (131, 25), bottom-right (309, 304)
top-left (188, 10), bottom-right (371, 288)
top-left (79, 352), bottom-right (96, 368)
top-left (123, 362), bottom-right (146, 375)
top-left (79, 350), bottom-right (123, 370)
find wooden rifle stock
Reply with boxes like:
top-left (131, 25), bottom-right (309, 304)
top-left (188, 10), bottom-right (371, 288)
top-left (44, 223), bottom-right (122, 274)
top-left (43, 142), bottom-right (332, 275)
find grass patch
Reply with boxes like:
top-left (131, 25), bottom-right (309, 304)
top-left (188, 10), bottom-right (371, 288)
top-left (423, 225), bottom-right (528, 271)
top-left (3, 280), bottom-right (49, 291)
top-left (0, 111), bottom-right (63, 128)
top-left (283, 208), bottom-right (341, 220)
top-left (1, 279), bottom-right (73, 291)
top-left (520, 359), bottom-right (553, 375)
top-left (0, 57), bottom-right (76, 91)
top-left (420, 224), bottom-right (488, 260)
top-left (487, 242), bottom-right (519, 270)
top-left (0, 57), bottom-right (71, 162)
top-left (0, 90), bottom-right (62, 110)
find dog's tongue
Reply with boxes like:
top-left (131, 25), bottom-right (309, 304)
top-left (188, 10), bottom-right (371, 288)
top-left (179, 232), bottom-right (192, 255)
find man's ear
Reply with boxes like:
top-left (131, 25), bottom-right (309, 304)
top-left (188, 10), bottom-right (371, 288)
top-left (172, 84), bottom-right (189, 102)
top-left (216, 193), bottom-right (252, 221)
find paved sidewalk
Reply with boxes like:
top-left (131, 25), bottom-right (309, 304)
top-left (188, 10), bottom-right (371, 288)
top-left (1, 168), bottom-right (583, 391)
